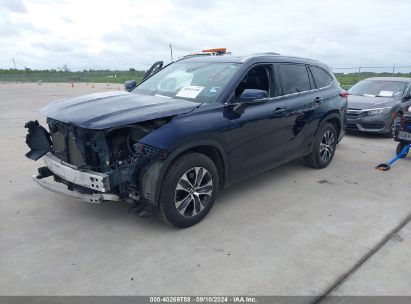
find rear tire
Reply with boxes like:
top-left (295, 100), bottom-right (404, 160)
top-left (304, 122), bottom-right (337, 169)
top-left (158, 152), bottom-right (219, 228)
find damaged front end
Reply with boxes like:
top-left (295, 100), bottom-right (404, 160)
top-left (25, 118), bottom-right (170, 217)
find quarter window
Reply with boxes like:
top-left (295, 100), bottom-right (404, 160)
top-left (279, 64), bottom-right (311, 95)
top-left (310, 66), bottom-right (333, 88)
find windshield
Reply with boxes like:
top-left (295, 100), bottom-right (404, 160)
top-left (133, 62), bottom-right (240, 103)
top-left (348, 80), bottom-right (406, 97)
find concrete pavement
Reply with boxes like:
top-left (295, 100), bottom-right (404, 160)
top-left (1, 83), bottom-right (410, 299)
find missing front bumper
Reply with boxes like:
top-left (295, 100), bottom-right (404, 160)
top-left (32, 174), bottom-right (119, 203)
top-left (42, 153), bottom-right (110, 192)
top-left (34, 152), bottom-right (118, 203)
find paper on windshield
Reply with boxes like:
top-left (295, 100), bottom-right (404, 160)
top-left (176, 86), bottom-right (204, 99)
top-left (379, 91), bottom-right (393, 97)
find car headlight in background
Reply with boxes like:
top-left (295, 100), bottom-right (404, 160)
top-left (365, 107), bottom-right (391, 116)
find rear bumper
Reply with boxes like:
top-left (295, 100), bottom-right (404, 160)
top-left (35, 153), bottom-right (119, 203)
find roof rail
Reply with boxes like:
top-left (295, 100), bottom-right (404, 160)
top-left (240, 52), bottom-right (280, 62)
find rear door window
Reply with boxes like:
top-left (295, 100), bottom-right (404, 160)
top-left (310, 66), bottom-right (333, 88)
top-left (279, 64), bottom-right (311, 95)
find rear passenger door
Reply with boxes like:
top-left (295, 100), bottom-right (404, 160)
top-left (278, 63), bottom-right (323, 157)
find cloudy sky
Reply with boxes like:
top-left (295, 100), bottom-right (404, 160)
top-left (1, 0), bottom-right (410, 71)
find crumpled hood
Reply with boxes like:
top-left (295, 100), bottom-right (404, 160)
top-left (347, 94), bottom-right (396, 110)
top-left (40, 91), bottom-right (200, 129)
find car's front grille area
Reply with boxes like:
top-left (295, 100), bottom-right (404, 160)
top-left (50, 131), bottom-right (67, 162)
top-left (67, 136), bottom-right (87, 167)
top-left (49, 123), bottom-right (89, 168)
top-left (360, 122), bottom-right (385, 129)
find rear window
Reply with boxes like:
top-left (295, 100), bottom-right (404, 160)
top-left (348, 80), bottom-right (406, 97)
top-left (279, 64), bottom-right (311, 94)
top-left (310, 66), bottom-right (333, 88)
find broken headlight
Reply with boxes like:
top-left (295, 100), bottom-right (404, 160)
top-left (106, 118), bottom-right (171, 164)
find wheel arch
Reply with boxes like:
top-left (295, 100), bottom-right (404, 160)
top-left (138, 140), bottom-right (228, 210)
top-left (316, 111), bottom-right (342, 140)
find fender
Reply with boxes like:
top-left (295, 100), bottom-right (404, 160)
top-left (315, 111), bottom-right (344, 142)
top-left (138, 140), bottom-right (229, 209)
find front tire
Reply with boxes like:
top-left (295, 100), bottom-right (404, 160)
top-left (304, 122), bottom-right (337, 169)
top-left (158, 152), bottom-right (219, 228)
top-left (384, 113), bottom-right (401, 138)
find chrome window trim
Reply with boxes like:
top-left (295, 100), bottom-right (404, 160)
top-left (280, 81), bottom-right (333, 98)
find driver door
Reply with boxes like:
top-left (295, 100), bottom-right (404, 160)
top-left (228, 64), bottom-right (288, 184)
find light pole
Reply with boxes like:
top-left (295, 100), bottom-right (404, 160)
top-left (169, 44), bottom-right (174, 62)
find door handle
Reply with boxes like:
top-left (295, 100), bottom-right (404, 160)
top-left (271, 108), bottom-right (286, 118)
top-left (314, 97), bottom-right (324, 103)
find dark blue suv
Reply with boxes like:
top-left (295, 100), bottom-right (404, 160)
top-left (25, 54), bottom-right (347, 227)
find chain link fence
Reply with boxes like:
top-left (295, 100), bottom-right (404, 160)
top-left (1, 66), bottom-right (411, 89)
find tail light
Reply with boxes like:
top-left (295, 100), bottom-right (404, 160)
top-left (339, 91), bottom-right (349, 98)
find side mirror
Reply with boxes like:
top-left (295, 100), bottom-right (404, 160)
top-left (239, 89), bottom-right (269, 102)
top-left (124, 80), bottom-right (137, 92)
top-left (234, 89), bottom-right (269, 114)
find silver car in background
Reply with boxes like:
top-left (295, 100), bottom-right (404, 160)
top-left (347, 77), bottom-right (411, 137)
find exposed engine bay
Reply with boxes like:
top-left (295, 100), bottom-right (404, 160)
top-left (106, 118), bottom-right (170, 166)
top-left (25, 117), bottom-right (172, 216)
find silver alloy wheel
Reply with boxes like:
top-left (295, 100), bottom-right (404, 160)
top-left (319, 130), bottom-right (335, 162)
top-left (174, 167), bottom-right (213, 217)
